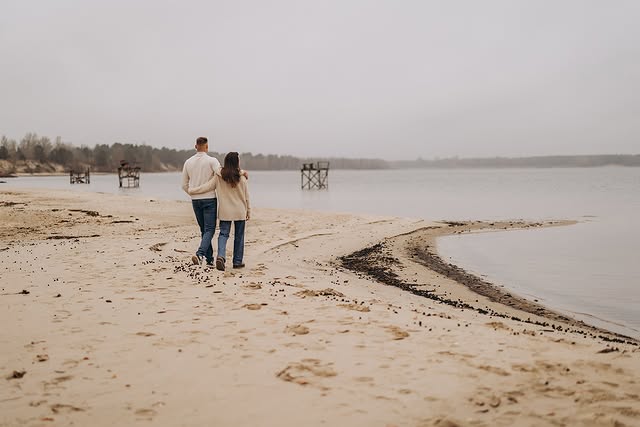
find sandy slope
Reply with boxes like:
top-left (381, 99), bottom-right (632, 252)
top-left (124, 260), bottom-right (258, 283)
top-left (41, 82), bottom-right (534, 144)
top-left (0, 189), bottom-right (638, 427)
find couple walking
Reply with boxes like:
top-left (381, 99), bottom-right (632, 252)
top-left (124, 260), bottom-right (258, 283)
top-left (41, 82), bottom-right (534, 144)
top-left (181, 137), bottom-right (251, 271)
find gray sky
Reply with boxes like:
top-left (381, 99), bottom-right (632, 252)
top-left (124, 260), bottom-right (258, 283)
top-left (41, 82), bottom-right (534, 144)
top-left (1, 0), bottom-right (639, 160)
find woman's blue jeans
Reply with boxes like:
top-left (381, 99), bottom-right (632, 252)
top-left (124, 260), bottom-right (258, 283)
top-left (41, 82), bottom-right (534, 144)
top-left (217, 220), bottom-right (245, 266)
top-left (192, 198), bottom-right (217, 263)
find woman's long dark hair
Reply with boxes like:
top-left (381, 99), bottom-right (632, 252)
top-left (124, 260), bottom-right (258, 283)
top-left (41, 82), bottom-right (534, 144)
top-left (221, 152), bottom-right (241, 187)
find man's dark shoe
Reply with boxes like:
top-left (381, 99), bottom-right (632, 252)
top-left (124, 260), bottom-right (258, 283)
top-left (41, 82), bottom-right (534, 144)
top-left (215, 256), bottom-right (225, 271)
top-left (192, 255), bottom-right (204, 266)
top-left (232, 263), bottom-right (245, 269)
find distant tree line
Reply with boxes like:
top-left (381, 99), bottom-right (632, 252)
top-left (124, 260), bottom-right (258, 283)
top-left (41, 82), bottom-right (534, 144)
top-left (0, 133), bottom-right (388, 174)
top-left (0, 133), bottom-right (193, 173)
top-left (1, 133), bottom-right (638, 175)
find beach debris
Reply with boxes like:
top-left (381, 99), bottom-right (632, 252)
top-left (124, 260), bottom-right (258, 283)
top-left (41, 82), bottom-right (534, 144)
top-left (298, 288), bottom-right (345, 298)
top-left (285, 324), bottom-right (310, 335)
top-left (54, 294), bottom-right (61, 298)
top-left (68, 209), bottom-right (99, 216)
top-left (173, 248), bottom-right (189, 253)
top-left (7, 370), bottom-right (26, 379)
top-left (243, 303), bottom-right (263, 310)
top-left (340, 238), bottom-right (621, 345)
top-left (46, 234), bottom-right (100, 240)
top-left (318, 288), bottom-right (344, 297)
top-left (36, 354), bottom-right (49, 362)
top-left (110, 220), bottom-right (135, 224)
top-left (18, 289), bottom-right (30, 295)
top-left (442, 221), bottom-right (466, 227)
top-left (148, 242), bottom-right (167, 252)
top-left (597, 347), bottom-right (620, 354)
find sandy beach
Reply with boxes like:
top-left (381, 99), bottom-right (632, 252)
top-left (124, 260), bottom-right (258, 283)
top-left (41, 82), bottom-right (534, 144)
top-left (1, 188), bottom-right (639, 427)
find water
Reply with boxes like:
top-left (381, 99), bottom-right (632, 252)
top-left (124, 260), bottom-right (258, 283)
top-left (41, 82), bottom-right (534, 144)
top-left (3, 168), bottom-right (639, 338)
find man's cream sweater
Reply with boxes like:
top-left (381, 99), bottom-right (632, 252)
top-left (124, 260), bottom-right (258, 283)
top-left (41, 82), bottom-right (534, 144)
top-left (189, 173), bottom-right (250, 221)
top-left (181, 152), bottom-right (221, 200)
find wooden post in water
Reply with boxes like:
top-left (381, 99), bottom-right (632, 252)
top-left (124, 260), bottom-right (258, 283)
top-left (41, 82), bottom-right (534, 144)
top-left (69, 168), bottom-right (90, 184)
top-left (117, 161), bottom-right (141, 188)
top-left (300, 162), bottom-right (329, 190)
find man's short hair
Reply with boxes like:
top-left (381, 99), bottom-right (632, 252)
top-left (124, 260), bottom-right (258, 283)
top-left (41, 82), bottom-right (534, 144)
top-left (196, 137), bottom-right (208, 145)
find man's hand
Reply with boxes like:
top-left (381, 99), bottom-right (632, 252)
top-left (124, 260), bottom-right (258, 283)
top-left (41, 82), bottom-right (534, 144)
top-left (242, 170), bottom-right (249, 179)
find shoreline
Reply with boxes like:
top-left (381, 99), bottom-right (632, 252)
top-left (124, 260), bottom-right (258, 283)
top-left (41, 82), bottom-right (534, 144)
top-left (339, 220), bottom-right (638, 345)
top-left (2, 188), bottom-right (639, 426)
top-left (1, 187), bottom-right (636, 341)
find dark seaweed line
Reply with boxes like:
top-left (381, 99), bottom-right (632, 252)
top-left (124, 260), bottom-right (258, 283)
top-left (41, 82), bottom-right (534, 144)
top-left (339, 242), bottom-right (638, 346)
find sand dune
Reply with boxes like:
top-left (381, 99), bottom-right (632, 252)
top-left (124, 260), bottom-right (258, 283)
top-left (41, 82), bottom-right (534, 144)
top-left (1, 189), bottom-right (638, 427)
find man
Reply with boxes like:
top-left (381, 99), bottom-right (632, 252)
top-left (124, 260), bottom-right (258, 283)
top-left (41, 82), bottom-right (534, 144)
top-left (181, 137), bottom-right (221, 266)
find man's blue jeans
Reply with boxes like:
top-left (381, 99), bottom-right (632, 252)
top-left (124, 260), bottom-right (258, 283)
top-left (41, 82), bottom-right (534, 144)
top-left (217, 220), bottom-right (245, 266)
top-left (192, 198), bottom-right (217, 263)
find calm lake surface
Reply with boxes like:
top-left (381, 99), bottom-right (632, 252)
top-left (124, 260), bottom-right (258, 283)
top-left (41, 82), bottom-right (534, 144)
top-left (4, 168), bottom-right (639, 338)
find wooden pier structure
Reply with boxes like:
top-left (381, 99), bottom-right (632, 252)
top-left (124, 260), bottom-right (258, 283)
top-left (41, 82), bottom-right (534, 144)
top-left (117, 161), bottom-right (141, 188)
top-left (69, 168), bottom-right (90, 184)
top-left (301, 162), bottom-right (329, 190)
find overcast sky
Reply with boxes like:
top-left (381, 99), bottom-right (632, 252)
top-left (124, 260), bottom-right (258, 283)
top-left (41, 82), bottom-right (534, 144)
top-left (1, 0), bottom-right (639, 160)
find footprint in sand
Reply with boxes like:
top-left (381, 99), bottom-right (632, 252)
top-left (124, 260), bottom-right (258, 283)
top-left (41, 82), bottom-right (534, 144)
top-left (338, 303), bottom-right (370, 312)
top-left (50, 403), bottom-right (84, 414)
top-left (51, 375), bottom-right (73, 384)
top-left (470, 394), bottom-right (502, 409)
top-left (135, 408), bottom-right (157, 419)
top-left (386, 326), bottom-right (409, 340)
top-left (251, 264), bottom-right (268, 276)
top-left (475, 364), bottom-right (511, 377)
top-left (276, 359), bottom-right (337, 388)
top-left (295, 289), bottom-right (318, 298)
top-left (485, 321), bottom-right (511, 331)
top-left (429, 418), bottom-right (465, 427)
top-left (285, 325), bottom-right (310, 335)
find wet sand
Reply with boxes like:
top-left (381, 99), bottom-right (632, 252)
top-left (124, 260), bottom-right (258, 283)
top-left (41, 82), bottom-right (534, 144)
top-left (341, 221), bottom-right (638, 344)
top-left (1, 188), bottom-right (639, 427)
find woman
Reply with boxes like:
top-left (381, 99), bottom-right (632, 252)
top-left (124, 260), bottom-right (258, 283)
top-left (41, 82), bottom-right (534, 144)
top-left (188, 152), bottom-right (250, 271)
